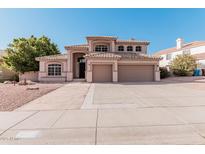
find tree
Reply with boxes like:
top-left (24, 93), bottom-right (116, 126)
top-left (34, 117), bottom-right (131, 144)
top-left (160, 67), bottom-right (170, 78)
top-left (3, 36), bottom-right (60, 73)
top-left (170, 54), bottom-right (197, 76)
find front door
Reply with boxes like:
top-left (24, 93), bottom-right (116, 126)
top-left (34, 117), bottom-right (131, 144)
top-left (78, 57), bottom-right (85, 78)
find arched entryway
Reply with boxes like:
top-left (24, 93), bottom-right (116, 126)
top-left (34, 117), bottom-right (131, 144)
top-left (73, 53), bottom-right (86, 79)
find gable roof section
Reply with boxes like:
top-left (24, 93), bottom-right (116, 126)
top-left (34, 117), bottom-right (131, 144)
top-left (35, 54), bottom-right (67, 61)
top-left (84, 52), bottom-right (121, 60)
top-left (154, 41), bottom-right (205, 56)
top-left (116, 40), bottom-right (150, 45)
top-left (65, 44), bottom-right (89, 51)
top-left (86, 36), bottom-right (118, 40)
top-left (193, 52), bottom-right (205, 60)
top-left (84, 52), bottom-right (160, 61)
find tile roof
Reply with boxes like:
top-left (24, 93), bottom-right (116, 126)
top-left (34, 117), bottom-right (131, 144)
top-left (35, 54), bottom-right (67, 61)
top-left (116, 40), bottom-right (150, 45)
top-left (84, 52), bottom-right (121, 59)
top-left (36, 52), bottom-right (160, 61)
top-left (64, 44), bottom-right (88, 51)
top-left (193, 52), bottom-right (205, 60)
top-left (154, 41), bottom-right (205, 56)
top-left (86, 36), bottom-right (118, 40)
top-left (84, 52), bottom-right (160, 61)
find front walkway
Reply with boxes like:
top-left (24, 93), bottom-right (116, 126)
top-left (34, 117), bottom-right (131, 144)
top-left (1, 79), bottom-right (205, 144)
top-left (17, 82), bottom-right (90, 111)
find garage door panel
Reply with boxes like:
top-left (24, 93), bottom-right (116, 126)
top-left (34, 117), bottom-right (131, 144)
top-left (118, 65), bottom-right (154, 82)
top-left (93, 65), bottom-right (112, 82)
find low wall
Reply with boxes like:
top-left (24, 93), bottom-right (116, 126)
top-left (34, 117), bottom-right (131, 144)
top-left (39, 76), bottom-right (66, 82)
top-left (0, 66), bottom-right (16, 80)
top-left (19, 71), bottom-right (38, 82)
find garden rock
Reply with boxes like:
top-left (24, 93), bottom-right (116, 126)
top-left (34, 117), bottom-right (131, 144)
top-left (18, 80), bottom-right (36, 85)
top-left (26, 87), bottom-right (39, 90)
top-left (4, 81), bottom-right (12, 84)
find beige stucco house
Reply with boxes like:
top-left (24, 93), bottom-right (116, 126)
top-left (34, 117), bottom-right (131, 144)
top-left (154, 38), bottom-right (205, 69)
top-left (36, 36), bottom-right (160, 82)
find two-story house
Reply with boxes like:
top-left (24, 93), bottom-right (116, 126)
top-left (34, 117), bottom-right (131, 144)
top-left (36, 36), bottom-right (160, 82)
top-left (154, 38), bottom-right (205, 69)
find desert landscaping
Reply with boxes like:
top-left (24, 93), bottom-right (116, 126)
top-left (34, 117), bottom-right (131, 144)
top-left (0, 82), bottom-right (63, 111)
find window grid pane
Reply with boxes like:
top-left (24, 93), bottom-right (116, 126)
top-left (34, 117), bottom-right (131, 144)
top-left (118, 46), bottom-right (124, 51)
top-left (166, 54), bottom-right (172, 60)
top-left (48, 64), bottom-right (61, 76)
top-left (136, 46), bottom-right (142, 52)
top-left (95, 45), bottom-right (108, 52)
top-left (127, 46), bottom-right (133, 51)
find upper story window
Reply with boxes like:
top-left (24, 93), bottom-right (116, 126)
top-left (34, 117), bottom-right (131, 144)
top-left (183, 50), bottom-right (190, 55)
top-left (127, 46), bottom-right (133, 51)
top-left (48, 64), bottom-right (62, 76)
top-left (118, 46), bottom-right (124, 51)
top-left (166, 53), bottom-right (172, 60)
top-left (95, 45), bottom-right (108, 52)
top-left (136, 46), bottom-right (142, 52)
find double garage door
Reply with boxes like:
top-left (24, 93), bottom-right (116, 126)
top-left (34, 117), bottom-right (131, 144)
top-left (92, 64), bottom-right (154, 82)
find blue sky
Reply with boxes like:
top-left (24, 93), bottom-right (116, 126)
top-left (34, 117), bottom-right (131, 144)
top-left (0, 9), bottom-right (205, 54)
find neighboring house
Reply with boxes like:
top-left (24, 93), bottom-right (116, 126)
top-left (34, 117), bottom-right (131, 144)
top-left (154, 38), bottom-right (205, 69)
top-left (36, 36), bottom-right (160, 83)
top-left (0, 50), bottom-right (16, 81)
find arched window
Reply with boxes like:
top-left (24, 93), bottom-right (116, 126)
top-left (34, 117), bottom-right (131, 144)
top-left (118, 46), bottom-right (124, 51)
top-left (48, 64), bottom-right (62, 76)
top-left (95, 45), bottom-right (108, 52)
top-left (127, 46), bottom-right (133, 51)
top-left (136, 46), bottom-right (142, 52)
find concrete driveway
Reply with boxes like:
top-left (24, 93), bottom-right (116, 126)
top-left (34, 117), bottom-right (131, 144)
top-left (1, 79), bottom-right (205, 144)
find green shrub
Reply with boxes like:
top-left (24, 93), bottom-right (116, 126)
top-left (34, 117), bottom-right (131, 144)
top-left (170, 54), bottom-right (197, 76)
top-left (160, 67), bottom-right (170, 78)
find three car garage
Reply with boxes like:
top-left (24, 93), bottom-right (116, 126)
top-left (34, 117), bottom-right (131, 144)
top-left (92, 64), bottom-right (155, 83)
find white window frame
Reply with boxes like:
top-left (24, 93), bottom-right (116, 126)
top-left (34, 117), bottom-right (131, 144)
top-left (118, 46), bottom-right (124, 51)
top-left (135, 46), bottom-right (142, 52)
top-left (166, 53), bottom-right (172, 60)
top-left (183, 50), bottom-right (191, 55)
top-left (48, 64), bottom-right (62, 76)
top-left (95, 45), bottom-right (108, 52)
top-left (127, 46), bottom-right (133, 51)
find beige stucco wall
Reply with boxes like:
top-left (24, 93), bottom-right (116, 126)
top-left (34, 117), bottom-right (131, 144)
top-left (0, 65), bottom-right (16, 80)
top-left (89, 40), bottom-right (116, 52)
top-left (19, 71), bottom-right (38, 82)
top-left (115, 45), bottom-right (147, 54)
top-left (38, 60), bottom-right (67, 82)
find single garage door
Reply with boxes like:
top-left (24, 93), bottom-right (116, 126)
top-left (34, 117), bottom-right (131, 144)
top-left (92, 65), bottom-right (112, 82)
top-left (118, 65), bottom-right (154, 82)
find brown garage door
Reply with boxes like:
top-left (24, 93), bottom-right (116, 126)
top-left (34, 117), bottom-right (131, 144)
top-left (118, 65), bottom-right (154, 82)
top-left (92, 65), bottom-right (112, 82)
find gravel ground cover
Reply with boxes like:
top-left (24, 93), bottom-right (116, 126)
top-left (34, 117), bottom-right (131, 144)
top-left (0, 83), bottom-right (64, 111)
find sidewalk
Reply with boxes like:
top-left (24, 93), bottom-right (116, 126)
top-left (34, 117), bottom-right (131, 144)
top-left (1, 82), bottom-right (205, 144)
